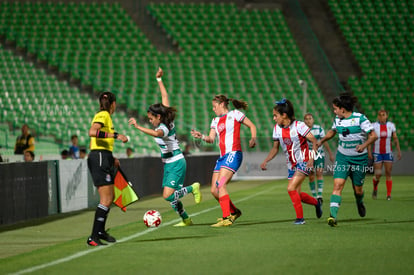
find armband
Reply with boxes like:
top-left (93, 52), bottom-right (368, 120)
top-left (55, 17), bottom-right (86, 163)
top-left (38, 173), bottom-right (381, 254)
top-left (96, 130), bottom-right (108, 138)
top-left (113, 132), bottom-right (119, 139)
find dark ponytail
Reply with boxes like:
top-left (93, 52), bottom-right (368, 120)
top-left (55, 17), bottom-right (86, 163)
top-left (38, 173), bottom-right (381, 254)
top-left (274, 98), bottom-right (296, 121)
top-left (213, 94), bottom-right (248, 110)
top-left (99, 91), bottom-right (116, 112)
top-left (148, 103), bottom-right (177, 130)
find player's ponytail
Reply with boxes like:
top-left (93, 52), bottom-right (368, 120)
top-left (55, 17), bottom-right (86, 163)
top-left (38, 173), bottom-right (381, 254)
top-left (99, 91), bottom-right (116, 112)
top-left (148, 103), bottom-right (177, 130)
top-left (274, 98), bottom-right (296, 121)
top-left (213, 95), bottom-right (248, 110)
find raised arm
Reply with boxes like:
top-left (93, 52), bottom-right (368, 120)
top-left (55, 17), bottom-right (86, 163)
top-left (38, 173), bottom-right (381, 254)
top-left (156, 67), bottom-right (169, 107)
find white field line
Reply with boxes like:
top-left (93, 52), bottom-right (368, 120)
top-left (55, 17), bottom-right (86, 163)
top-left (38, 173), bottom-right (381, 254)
top-left (12, 185), bottom-right (277, 275)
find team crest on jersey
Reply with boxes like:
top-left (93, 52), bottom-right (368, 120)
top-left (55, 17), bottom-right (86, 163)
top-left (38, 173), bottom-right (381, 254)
top-left (105, 174), bottom-right (111, 182)
top-left (227, 116), bottom-right (233, 120)
top-left (218, 123), bottom-right (225, 133)
top-left (351, 118), bottom-right (356, 125)
top-left (283, 138), bottom-right (293, 146)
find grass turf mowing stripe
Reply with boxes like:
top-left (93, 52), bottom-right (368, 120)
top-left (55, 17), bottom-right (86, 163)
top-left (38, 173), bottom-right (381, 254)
top-left (12, 184), bottom-right (278, 275)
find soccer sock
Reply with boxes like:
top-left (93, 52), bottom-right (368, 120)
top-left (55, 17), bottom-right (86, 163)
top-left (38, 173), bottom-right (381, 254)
top-left (329, 194), bottom-right (342, 219)
top-left (219, 194), bottom-right (231, 218)
top-left (386, 180), bottom-right (392, 197)
top-left (300, 192), bottom-right (317, 206)
top-left (229, 200), bottom-right (237, 214)
top-left (309, 181), bottom-right (317, 198)
top-left (354, 192), bottom-right (364, 204)
top-left (288, 190), bottom-right (303, 219)
top-left (170, 200), bottom-right (189, 220)
top-left (173, 186), bottom-right (192, 200)
top-left (373, 178), bottom-right (380, 191)
top-left (317, 180), bottom-right (324, 198)
top-left (91, 204), bottom-right (109, 236)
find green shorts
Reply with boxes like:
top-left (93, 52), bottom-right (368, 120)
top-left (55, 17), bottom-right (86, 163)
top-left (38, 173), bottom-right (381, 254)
top-left (162, 158), bottom-right (187, 190)
top-left (333, 151), bottom-right (369, 186)
top-left (314, 156), bottom-right (325, 169)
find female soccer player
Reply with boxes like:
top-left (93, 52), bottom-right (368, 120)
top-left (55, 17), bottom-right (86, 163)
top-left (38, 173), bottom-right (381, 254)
top-left (191, 95), bottom-right (257, 227)
top-left (368, 110), bottom-right (401, 200)
top-left (129, 68), bottom-right (201, 227)
top-left (318, 93), bottom-right (377, 227)
top-left (87, 91), bottom-right (129, 246)
top-left (260, 99), bottom-right (322, 225)
top-left (303, 113), bottom-right (335, 204)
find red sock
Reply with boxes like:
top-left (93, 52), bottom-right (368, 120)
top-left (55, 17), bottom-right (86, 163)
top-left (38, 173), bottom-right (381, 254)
top-left (219, 194), bottom-right (231, 218)
top-left (288, 190), bottom-right (303, 219)
top-left (300, 192), bottom-right (317, 206)
top-left (373, 178), bottom-right (379, 191)
top-left (386, 180), bottom-right (392, 197)
top-left (229, 200), bottom-right (237, 213)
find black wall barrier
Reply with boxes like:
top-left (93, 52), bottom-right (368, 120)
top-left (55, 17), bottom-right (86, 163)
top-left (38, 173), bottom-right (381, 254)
top-left (0, 154), bottom-right (218, 226)
top-left (0, 162), bottom-right (50, 225)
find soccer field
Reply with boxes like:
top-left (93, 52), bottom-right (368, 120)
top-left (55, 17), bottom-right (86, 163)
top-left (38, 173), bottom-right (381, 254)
top-left (1, 176), bottom-right (414, 275)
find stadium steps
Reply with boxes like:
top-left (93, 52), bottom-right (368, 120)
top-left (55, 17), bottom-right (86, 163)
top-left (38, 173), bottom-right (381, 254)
top-left (328, 0), bottom-right (414, 150)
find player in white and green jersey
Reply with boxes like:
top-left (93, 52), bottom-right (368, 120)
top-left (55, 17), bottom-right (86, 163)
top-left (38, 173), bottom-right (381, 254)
top-left (318, 94), bottom-right (377, 227)
top-left (304, 113), bottom-right (334, 204)
top-left (129, 68), bottom-right (202, 227)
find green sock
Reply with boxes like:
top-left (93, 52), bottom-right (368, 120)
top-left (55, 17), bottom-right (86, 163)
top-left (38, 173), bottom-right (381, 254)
top-left (330, 194), bottom-right (342, 219)
top-left (355, 192), bottom-right (364, 204)
top-left (309, 181), bottom-right (317, 198)
top-left (165, 195), bottom-right (190, 220)
top-left (317, 180), bottom-right (324, 197)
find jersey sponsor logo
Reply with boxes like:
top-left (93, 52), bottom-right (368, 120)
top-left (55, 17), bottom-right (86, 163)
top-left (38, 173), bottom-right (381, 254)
top-left (380, 131), bottom-right (387, 137)
top-left (341, 128), bottom-right (350, 137)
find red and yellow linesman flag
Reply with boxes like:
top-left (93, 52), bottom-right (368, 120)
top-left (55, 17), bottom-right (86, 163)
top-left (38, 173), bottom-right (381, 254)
top-left (113, 168), bottom-right (139, 211)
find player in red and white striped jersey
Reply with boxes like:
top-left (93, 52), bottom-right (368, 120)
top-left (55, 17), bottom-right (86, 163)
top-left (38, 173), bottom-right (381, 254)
top-left (261, 99), bottom-right (322, 225)
top-left (368, 110), bottom-right (401, 200)
top-left (191, 95), bottom-right (257, 227)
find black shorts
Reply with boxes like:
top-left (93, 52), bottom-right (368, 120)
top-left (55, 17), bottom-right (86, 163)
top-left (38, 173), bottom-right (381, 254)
top-left (88, 150), bottom-right (116, 187)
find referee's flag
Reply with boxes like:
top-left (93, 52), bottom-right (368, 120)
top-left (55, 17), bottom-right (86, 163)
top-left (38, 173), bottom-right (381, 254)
top-left (113, 168), bottom-right (139, 211)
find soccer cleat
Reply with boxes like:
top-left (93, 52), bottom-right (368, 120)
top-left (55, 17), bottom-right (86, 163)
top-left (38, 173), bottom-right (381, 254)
top-left (293, 218), bottom-right (306, 225)
top-left (327, 216), bottom-right (337, 227)
top-left (173, 218), bottom-right (193, 227)
top-left (98, 231), bottom-right (116, 243)
top-left (216, 209), bottom-right (242, 223)
top-left (211, 216), bottom-right (233, 227)
top-left (387, 196), bottom-right (391, 201)
top-left (87, 236), bottom-right (107, 246)
top-left (357, 202), bottom-right (366, 217)
top-left (191, 182), bottom-right (202, 204)
top-left (317, 197), bottom-right (323, 207)
top-left (315, 199), bottom-right (323, 219)
top-left (372, 190), bottom-right (377, 200)
top-left (231, 208), bottom-right (242, 222)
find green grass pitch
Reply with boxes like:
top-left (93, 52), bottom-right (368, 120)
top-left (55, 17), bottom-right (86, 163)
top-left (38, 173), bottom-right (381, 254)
top-left (1, 175), bottom-right (413, 274)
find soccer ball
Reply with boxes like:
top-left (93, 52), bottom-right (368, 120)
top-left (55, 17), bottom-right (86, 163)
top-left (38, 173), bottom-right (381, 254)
top-left (143, 210), bottom-right (162, 228)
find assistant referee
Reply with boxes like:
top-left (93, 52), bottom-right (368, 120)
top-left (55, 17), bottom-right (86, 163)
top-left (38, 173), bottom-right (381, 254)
top-left (86, 91), bottom-right (129, 246)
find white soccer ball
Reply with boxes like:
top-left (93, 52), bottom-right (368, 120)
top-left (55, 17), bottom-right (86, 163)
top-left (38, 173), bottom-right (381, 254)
top-left (143, 210), bottom-right (162, 228)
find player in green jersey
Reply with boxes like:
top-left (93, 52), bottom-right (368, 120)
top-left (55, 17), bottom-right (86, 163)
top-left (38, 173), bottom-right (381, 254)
top-left (318, 93), bottom-right (377, 227)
